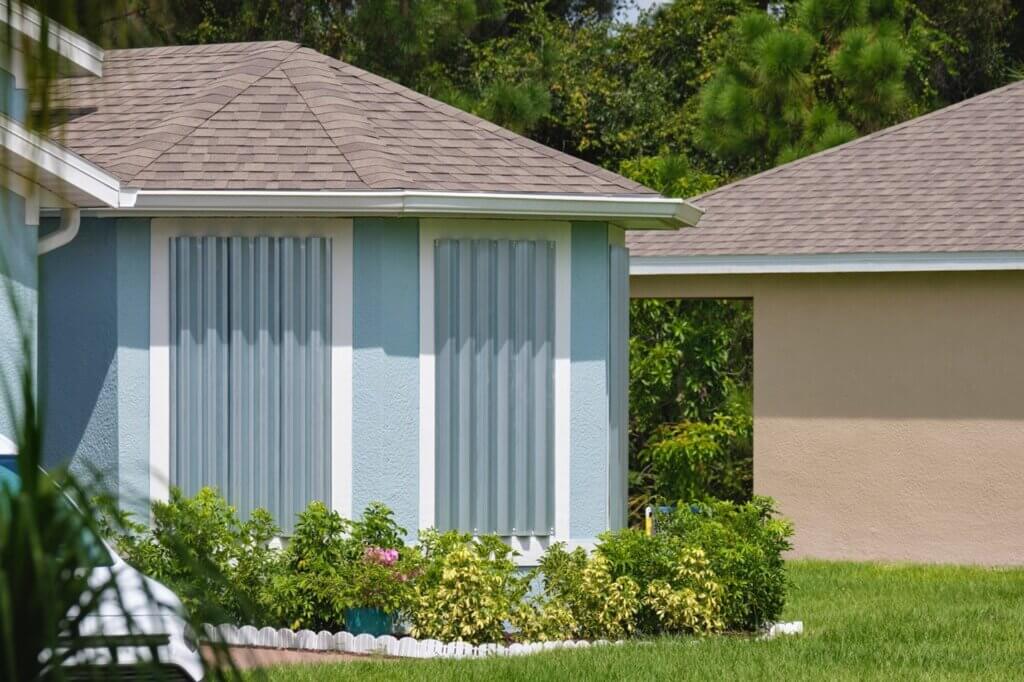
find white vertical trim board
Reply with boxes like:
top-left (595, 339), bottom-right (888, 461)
top-left (148, 218), bottom-right (354, 513)
top-left (149, 224), bottom-right (170, 502)
top-left (332, 226), bottom-right (354, 518)
top-left (418, 225), bottom-right (436, 531)
top-left (419, 219), bottom-right (572, 542)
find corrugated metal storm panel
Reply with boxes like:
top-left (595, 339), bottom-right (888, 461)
top-left (608, 244), bottom-right (630, 530)
top-left (169, 236), bottom-right (331, 533)
top-left (435, 238), bottom-right (555, 536)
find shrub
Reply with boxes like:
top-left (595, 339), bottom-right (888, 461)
top-left (267, 500), bottom-right (413, 631)
top-left (537, 543), bottom-right (641, 640)
top-left (104, 487), bottom-right (282, 625)
top-left (340, 545), bottom-right (419, 615)
top-left (656, 496), bottom-right (793, 630)
top-left (265, 501), bottom-right (350, 630)
top-left (643, 548), bottom-right (724, 634)
top-left (409, 537), bottom-right (527, 644)
top-left (512, 600), bottom-right (577, 642)
top-left (593, 528), bottom-right (684, 633)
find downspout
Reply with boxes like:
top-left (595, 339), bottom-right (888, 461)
top-left (37, 207), bottom-right (80, 254)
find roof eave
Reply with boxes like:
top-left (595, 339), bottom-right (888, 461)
top-left (1, 114), bottom-right (121, 207)
top-left (98, 189), bottom-right (702, 229)
top-left (629, 251), bottom-right (1024, 275)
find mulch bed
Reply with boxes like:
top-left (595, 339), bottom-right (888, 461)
top-left (202, 644), bottom-right (388, 670)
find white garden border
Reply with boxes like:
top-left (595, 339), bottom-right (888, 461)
top-left (202, 620), bottom-right (804, 660)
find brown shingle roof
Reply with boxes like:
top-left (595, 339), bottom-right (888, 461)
top-left (52, 41), bottom-right (654, 196)
top-left (628, 79), bottom-right (1024, 256)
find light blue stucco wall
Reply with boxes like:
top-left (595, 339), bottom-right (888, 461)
top-left (570, 222), bottom-right (611, 539)
top-left (0, 189), bottom-right (38, 451)
top-left (352, 218), bottom-right (420, 535)
top-left (0, 70), bottom-right (27, 121)
top-left (40, 218), bottom-right (150, 517)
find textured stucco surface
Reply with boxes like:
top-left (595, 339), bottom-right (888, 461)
top-left (40, 218), bottom-right (150, 513)
top-left (352, 218), bottom-right (420, 535)
top-left (570, 222), bottom-right (611, 539)
top-left (633, 270), bottom-right (1024, 565)
top-left (0, 189), bottom-right (37, 450)
top-left (40, 218), bottom-right (119, 482)
top-left (114, 220), bottom-right (151, 517)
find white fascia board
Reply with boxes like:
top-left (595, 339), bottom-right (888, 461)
top-left (630, 251), bottom-right (1024, 275)
top-left (0, 1), bottom-right (104, 76)
top-left (106, 189), bottom-right (701, 229)
top-left (1, 114), bottom-right (120, 207)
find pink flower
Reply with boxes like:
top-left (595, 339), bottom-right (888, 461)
top-left (364, 546), bottom-right (399, 566)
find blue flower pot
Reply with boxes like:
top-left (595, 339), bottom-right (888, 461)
top-left (344, 607), bottom-right (394, 637)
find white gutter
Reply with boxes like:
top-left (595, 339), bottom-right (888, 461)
top-left (630, 251), bottom-right (1024, 275)
top-left (37, 207), bottom-right (79, 254)
top-left (105, 189), bottom-right (702, 230)
top-left (0, 0), bottom-right (104, 76)
top-left (0, 433), bottom-right (14, 455)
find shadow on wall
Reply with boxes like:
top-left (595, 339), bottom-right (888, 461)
top-left (634, 270), bottom-right (1024, 421)
top-left (38, 218), bottom-right (120, 482)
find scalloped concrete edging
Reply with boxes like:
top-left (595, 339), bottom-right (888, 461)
top-left (202, 620), bottom-right (804, 659)
top-left (202, 623), bottom-right (616, 659)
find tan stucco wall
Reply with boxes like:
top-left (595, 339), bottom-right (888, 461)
top-left (633, 271), bottom-right (1024, 565)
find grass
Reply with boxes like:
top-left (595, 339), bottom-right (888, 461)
top-left (248, 560), bottom-right (1024, 681)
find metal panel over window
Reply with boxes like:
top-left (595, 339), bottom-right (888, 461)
top-left (435, 238), bottom-right (555, 536)
top-left (169, 236), bottom-right (331, 533)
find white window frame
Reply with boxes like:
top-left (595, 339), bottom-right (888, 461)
top-left (418, 218), bottom-right (572, 553)
top-left (149, 217), bottom-right (354, 518)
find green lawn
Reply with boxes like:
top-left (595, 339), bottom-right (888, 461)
top-left (249, 560), bottom-right (1024, 681)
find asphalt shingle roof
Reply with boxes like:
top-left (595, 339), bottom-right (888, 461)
top-left (628, 79), bottom-right (1024, 256)
top-left (52, 41), bottom-right (654, 196)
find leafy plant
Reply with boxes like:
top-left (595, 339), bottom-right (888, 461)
top-left (264, 501), bottom-right (349, 631)
top-left (638, 412), bottom-right (753, 505)
top-left (340, 546), bottom-right (419, 615)
top-left (537, 543), bottom-right (641, 640)
top-left (105, 486), bottom-right (282, 626)
top-left (657, 497), bottom-right (794, 630)
top-left (643, 548), bottom-right (724, 635)
top-left (409, 542), bottom-right (523, 644)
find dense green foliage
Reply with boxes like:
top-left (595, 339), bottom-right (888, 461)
top-left (250, 560), bottom-right (1024, 681)
top-left (108, 489), bottom-right (790, 642)
top-left (595, 496), bottom-right (792, 632)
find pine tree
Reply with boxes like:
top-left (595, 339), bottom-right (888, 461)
top-left (697, 0), bottom-right (916, 171)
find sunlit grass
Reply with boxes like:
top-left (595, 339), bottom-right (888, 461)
top-left (249, 560), bottom-right (1024, 681)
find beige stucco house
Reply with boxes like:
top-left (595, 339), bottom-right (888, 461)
top-left (629, 81), bottom-right (1024, 565)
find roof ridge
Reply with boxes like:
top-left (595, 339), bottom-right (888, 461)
top-left (695, 78), bottom-right (1024, 204)
top-left (317, 51), bottom-right (653, 195)
top-left (124, 42), bottom-right (303, 183)
top-left (282, 48), bottom-right (412, 189)
top-left (106, 40), bottom-right (300, 58)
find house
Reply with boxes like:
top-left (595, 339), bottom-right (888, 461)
top-left (0, 8), bottom-right (699, 558)
top-left (629, 81), bottom-right (1024, 565)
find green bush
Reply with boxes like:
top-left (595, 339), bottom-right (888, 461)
top-left (264, 501), bottom-right (350, 631)
top-left (536, 543), bottom-right (642, 640)
top-left (643, 547), bottom-right (724, 635)
top-left (106, 488), bottom-right (792, 639)
top-left (265, 501), bottom-right (413, 631)
top-left (104, 487), bottom-right (282, 625)
top-left (656, 496), bottom-right (794, 630)
top-left (408, 530), bottom-right (528, 644)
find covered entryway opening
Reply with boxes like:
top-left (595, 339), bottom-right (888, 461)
top-left (627, 275), bottom-right (753, 525)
